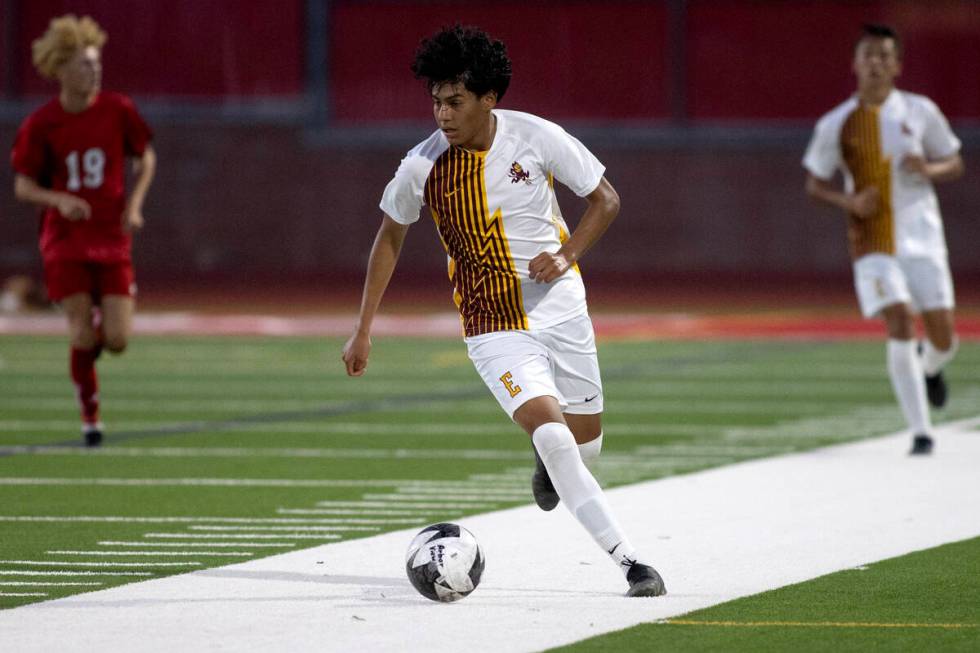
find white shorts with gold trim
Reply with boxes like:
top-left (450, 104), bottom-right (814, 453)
top-left (853, 253), bottom-right (955, 318)
top-left (464, 313), bottom-right (603, 419)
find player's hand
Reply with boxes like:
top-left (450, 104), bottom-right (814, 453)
top-left (342, 331), bottom-right (372, 377)
top-left (56, 194), bottom-right (92, 221)
top-left (900, 154), bottom-right (930, 179)
top-left (529, 251), bottom-right (572, 284)
top-left (848, 187), bottom-right (880, 219)
top-left (123, 206), bottom-right (145, 233)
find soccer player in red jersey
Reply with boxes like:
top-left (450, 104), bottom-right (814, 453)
top-left (11, 15), bottom-right (156, 446)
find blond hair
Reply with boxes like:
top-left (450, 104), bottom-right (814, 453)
top-left (31, 14), bottom-right (107, 80)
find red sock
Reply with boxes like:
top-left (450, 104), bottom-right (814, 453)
top-left (70, 347), bottom-right (100, 424)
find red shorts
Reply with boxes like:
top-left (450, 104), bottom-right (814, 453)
top-left (43, 260), bottom-right (136, 303)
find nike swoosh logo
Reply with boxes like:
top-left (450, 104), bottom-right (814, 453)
top-left (445, 188), bottom-right (460, 197)
top-left (584, 394), bottom-right (599, 403)
top-left (607, 542), bottom-right (620, 556)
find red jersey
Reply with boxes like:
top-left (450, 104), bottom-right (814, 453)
top-left (11, 92), bottom-right (153, 263)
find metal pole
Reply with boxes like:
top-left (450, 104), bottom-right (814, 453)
top-left (2, 0), bottom-right (17, 98)
top-left (305, 0), bottom-right (330, 130)
top-left (667, 0), bottom-right (687, 126)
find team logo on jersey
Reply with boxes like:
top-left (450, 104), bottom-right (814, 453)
top-left (508, 161), bottom-right (532, 185)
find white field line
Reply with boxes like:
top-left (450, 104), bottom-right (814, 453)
top-left (0, 420), bottom-right (866, 436)
top-left (0, 515), bottom-right (426, 525)
top-left (0, 561), bottom-right (200, 567)
top-left (309, 500), bottom-right (500, 509)
top-left (2, 362), bottom-right (894, 380)
top-left (0, 376), bottom-right (904, 392)
top-left (5, 397), bottom-right (885, 415)
top-left (367, 493), bottom-right (530, 502)
top-left (142, 533), bottom-right (340, 541)
top-left (0, 582), bottom-right (102, 587)
top-left (0, 592), bottom-right (46, 597)
top-left (98, 542), bottom-right (296, 548)
top-left (389, 487), bottom-right (533, 496)
top-left (0, 571), bottom-right (153, 577)
top-left (0, 445), bottom-right (534, 462)
top-left (0, 478), bottom-right (529, 490)
top-left (47, 551), bottom-right (252, 557)
top-left (2, 416), bottom-right (978, 652)
top-left (356, 492), bottom-right (531, 507)
top-left (274, 509), bottom-right (458, 516)
top-left (187, 526), bottom-right (380, 533)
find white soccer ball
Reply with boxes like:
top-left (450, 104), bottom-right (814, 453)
top-left (405, 522), bottom-right (485, 602)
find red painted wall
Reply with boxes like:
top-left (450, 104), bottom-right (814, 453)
top-left (329, 1), bottom-right (670, 124)
top-left (9, 1), bottom-right (980, 118)
top-left (15, 0), bottom-right (304, 97)
top-left (687, 0), bottom-right (980, 121)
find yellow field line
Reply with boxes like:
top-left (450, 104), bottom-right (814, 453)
top-left (665, 620), bottom-right (977, 630)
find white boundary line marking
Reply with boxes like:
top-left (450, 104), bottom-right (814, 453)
top-left (186, 525), bottom-right (380, 532)
top-left (0, 570), bottom-right (153, 577)
top-left (47, 551), bottom-right (252, 557)
top-left (0, 477), bottom-right (530, 489)
top-left (366, 492), bottom-right (529, 501)
top-left (0, 515), bottom-right (426, 525)
top-left (142, 533), bottom-right (341, 541)
top-left (0, 561), bottom-right (201, 567)
top-left (308, 500), bottom-right (499, 509)
top-left (0, 582), bottom-right (102, 587)
top-left (275, 508), bottom-right (455, 516)
top-left (98, 542), bottom-right (296, 548)
top-left (3, 417), bottom-right (977, 652)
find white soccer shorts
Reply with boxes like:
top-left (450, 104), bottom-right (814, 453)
top-left (464, 313), bottom-right (604, 419)
top-left (853, 253), bottom-right (955, 318)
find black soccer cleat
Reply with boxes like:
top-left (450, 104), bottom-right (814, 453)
top-left (531, 449), bottom-right (559, 511)
top-left (625, 561), bottom-right (667, 597)
top-left (909, 434), bottom-right (933, 456)
top-left (82, 424), bottom-right (103, 447)
top-left (924, 371), bottom-right (948, 409)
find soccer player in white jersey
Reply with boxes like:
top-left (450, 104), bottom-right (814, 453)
top-left (342, 25), bottom-right (665, 597)
top-left (803, 24), bottom-right (964, 455)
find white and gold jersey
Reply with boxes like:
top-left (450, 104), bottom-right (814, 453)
top-left (380, 109), bottom-right (605, 337)
top-left (803, 90), bottom-right (961, 260)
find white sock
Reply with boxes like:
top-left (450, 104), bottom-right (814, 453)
top-left (887, 339), bottom-right (931, 434)
top-left (921, 337), bottom-right (958, 377)
top-left (533, 423), bottom-right (639, 574)
top-left (577, 432), bottom-right (603, 471)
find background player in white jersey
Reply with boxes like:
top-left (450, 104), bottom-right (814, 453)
top-left (803, 24), bottom-right (964, 455)
top-left (342, 25), bottom-right (665, 597)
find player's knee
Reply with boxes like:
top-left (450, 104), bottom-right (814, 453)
top-left (929, 331), bottom-right (954, 351)
top-left (513, 396), bottom-right (565, 436)
top-left (69, 325), bottom-right (98, 349)
top-left (881, 306), bottom-right (914, 339)
top-left (887, 324), bottom-right (914, 340)
top-left (531, 422), bottom-right (576, 459)
top-left (104, 335), bottom-right (128, 353)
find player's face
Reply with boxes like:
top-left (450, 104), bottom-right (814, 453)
top-left (852, 37), bottom-right (901, 90)
top-left (59, 46), bottom-right (102, 97)
top-left (431, 82), bottom-right (496, 150)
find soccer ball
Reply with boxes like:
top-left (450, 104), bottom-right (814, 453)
top-left (405, 522), bottom-right (485, 602)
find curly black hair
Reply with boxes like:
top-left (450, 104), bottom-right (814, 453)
top-left (410, 25), bottom-right (512, 101)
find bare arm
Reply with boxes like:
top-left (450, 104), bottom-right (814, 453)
top-left (804, 173), bottom-right (879, 219)
top-left (901, 153), bottom-right (964, 184)
top-left (123, 145), bottom-right (157, 233)
top-left (528, 176), bottom-right (620, 283)
top-left (13, 173), bottom-right (91, 220)
top-left (341, 214), bottom-right (411, 376)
